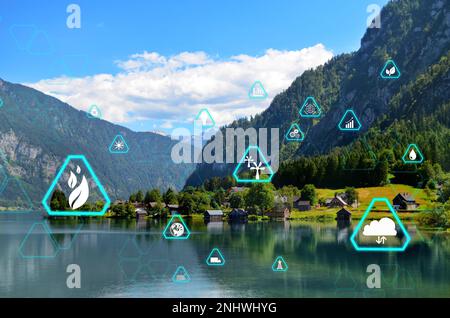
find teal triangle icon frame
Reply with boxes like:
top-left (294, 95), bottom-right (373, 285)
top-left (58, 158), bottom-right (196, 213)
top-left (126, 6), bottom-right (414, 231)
top-left (272, 256), bottom-right (288, 272)
top-left (248, 81), bottom-right (268, 99)
top-left (206, 247), bottom-right (225, 266)
top-left (233, 145), bottom-right (274, 183)
top-left (285, 123), bottom-right (305, 141)
top-left (87, 104), bottom-right (102, 119)
top-left (350, 198), bottom-right (411, 252)
top-left (380, 59), bottom-right (401, 79)
top-left (402, 144), bottom-right (424, 164)
top-left (109, 134), bottom-right (129, 154)
top-left (338, 109), bottom-right (362, 131)
top-left (41, 154), bottom-right (111, 216)
top-left (195, 108), bottom-right (215, 128)
top-left (299, 96), bottom-right (322, 118)
top-left (172, 266), bottom-right (191, 283)
top-left (163, 215), bottom-right (191, 240)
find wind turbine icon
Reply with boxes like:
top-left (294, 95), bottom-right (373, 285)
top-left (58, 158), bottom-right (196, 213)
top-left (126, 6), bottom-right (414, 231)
top-left (250, 162), bottom-right (266, 180)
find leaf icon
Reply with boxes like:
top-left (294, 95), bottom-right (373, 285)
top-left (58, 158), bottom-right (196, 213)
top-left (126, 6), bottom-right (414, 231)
top-left (389, 66), bottom-right (396, 75)
top-left (68, 175), bottom-right (89, 210)
top-left (68, 171), bottom-right (77, 189)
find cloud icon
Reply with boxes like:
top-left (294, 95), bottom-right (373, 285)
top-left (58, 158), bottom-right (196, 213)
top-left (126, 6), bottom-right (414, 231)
top-left (363, 217), bottom-right (397, 236)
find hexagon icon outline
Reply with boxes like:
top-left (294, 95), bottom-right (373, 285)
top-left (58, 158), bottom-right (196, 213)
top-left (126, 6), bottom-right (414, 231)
top-left (338, 109), bottom-right (362, 131)
top-left (350, 198), bottom-right (411, 252)
top-left (272, 256), bottom-right (288, 272)
top-left (0, 97), bottom-right (3, 108)
top-left (233, 145), bottom-right (274, 183)
top-left (163, 215), bottom-right (191, 240)
top-left (248, 81), bottom-right (268, 100)
top-left (299, 96), bottom-right (322, 118)
top-left (402, 144), bottom-right (424, 164)
top-left (285, 123), bottom-right (305, 142)
top-left (109, 134), bottom-right (129, 154)
top-left (195, 108), bottom-right (215, 128)
top-left (42, 154), bottom-right (111, 216)
top-left (380, 59), bottom-right (401, 79)
top-left (18, 222), bottom-right (59, 259)
top-left (206, 247), bottom-right (226, 266)
top-left (172, 266), bottom-right (191, 283)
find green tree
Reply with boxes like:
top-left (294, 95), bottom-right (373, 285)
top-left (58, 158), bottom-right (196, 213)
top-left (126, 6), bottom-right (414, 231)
top-left (135, 190), bottom-right (144, 203)
top-left (229, 192), bottom-right (245, 209)
top-left (129, 192), bottom-right (137, 202)
top-left (344, 187), bottom-right (358, 205)
top-left (245, 183), bottom-right (275, 214)
top-left (178, 193), bottom-right (195, 215)
top-left (145, 189), bottom-right (162, 204)
top-left (301, 184), bottom-right (317, 205)
top-left (49, 189), bottom-right (69, 210)
top-left (163, 188), bottom-right (178, 205)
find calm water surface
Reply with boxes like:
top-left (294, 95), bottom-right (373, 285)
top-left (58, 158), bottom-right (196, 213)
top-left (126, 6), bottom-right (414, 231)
top-left (0, 216), bottom-right (449, 298)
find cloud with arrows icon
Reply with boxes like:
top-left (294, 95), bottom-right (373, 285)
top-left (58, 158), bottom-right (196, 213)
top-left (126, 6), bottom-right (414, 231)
top-left (363, 217), bottom-right (397, 236)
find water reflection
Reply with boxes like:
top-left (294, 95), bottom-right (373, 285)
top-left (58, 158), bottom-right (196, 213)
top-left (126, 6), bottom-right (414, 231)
top-left (0, 217), bottom-right (448, 297)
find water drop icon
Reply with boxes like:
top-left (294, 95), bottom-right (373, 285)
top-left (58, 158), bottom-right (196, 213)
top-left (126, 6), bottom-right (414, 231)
top-left (409, 149), bottom-right (417, 161)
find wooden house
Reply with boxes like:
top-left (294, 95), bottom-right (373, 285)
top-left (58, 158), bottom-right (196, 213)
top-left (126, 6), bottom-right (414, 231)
top-left (228, 209), bottom-right (248, 222)
top-left (204, 210), bottom-right (224, 222)
top-left (393, 193), bottom-right (419, 211)
top-left (267, 205), bottom-right (291, 220)
top-left (336, 208), bottom-right (352, 221)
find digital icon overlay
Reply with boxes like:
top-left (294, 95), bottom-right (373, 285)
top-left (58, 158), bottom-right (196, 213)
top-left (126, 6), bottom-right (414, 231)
top-left (87, 104), bottom-right (102, 119)
top-left (42, 155), bottom-right (111, 216)
top-left (285, 123), bottom-right (305, 141)
top-left (380, 59), bottom-right (401, 79)
top-left (233, 146), bottom-right (274, 183)
top-left (109, 134), bottom-right (129, 154)
top-left (402, 144), bottom-right (424, 164)
top-left (195, 108), bottom-right (215, 128)
top-left (350, 198), bottom-right (411, 252)
top-left (172, 266), bottom-right (191, 283)
top-left (272, 256), bottom-right (288, 272)
top-left (299, 97), bottom-right (322, 118)
top-left (206, 248), bottom-right (225, 266)
top-left (338, 109), bottom-right (362, 131)
top-left (248, 81), bottom-right (268, 100)
top-left (163, 215), bottom-right (191, 240)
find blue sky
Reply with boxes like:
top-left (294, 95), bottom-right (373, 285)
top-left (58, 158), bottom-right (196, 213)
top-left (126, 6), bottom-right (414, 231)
top-left (0, 0), bottom-right (389, 132)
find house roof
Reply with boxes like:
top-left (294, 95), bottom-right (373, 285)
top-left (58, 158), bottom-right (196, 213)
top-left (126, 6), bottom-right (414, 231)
top-left (135, 208), bottom-right (147, 214)
top-left (168, 204), bottom-right (179, 209)
top-left (295, 200), bottom-right (311, 206)
top-left (205, 210), bottom-right (223, 216)
top-left (396, 193), bottom-right (415, 202)
top-left (333, 196), bottom-right (348, 206)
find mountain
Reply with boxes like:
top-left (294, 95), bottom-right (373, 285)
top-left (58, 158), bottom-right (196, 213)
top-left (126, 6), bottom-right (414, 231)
top-left (0, 79), bottom-right (196, 206)
top-left (186, 0), bottom-right (450, 186)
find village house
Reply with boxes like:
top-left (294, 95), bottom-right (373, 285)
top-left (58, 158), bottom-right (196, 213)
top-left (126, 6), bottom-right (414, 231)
top-left (327, 195), bottom-right (348, 208)
top-left (267, 204), bottom-right (291, 220)
top-left (135, 207), bottom-right (148, 219)
top-left (228, 208), bottom-right (248, 222)
top-left (393, 193), bottom-right (419, 211)
top-left (204, 210), bottom-right (224, 222)
top-left (336, 208), bottom-right (352, 221)
top-left (293, 198), bottom-right (311, 211)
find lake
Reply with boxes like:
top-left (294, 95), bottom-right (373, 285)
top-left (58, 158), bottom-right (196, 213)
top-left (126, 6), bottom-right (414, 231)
top-left (0, 215), bottom-right (449, 298)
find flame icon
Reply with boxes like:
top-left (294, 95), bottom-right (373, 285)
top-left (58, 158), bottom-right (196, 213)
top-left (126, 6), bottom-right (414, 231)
top-left (68, 165), bottom-right (89, 210)
top-left (409, 149), bottom-right (417, 161)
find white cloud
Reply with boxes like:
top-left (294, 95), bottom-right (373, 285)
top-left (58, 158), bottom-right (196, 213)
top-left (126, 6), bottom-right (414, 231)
top-left (25, 44), bottom-right (333, 130)
top-left (363, 218), bottom-right (397, 236)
